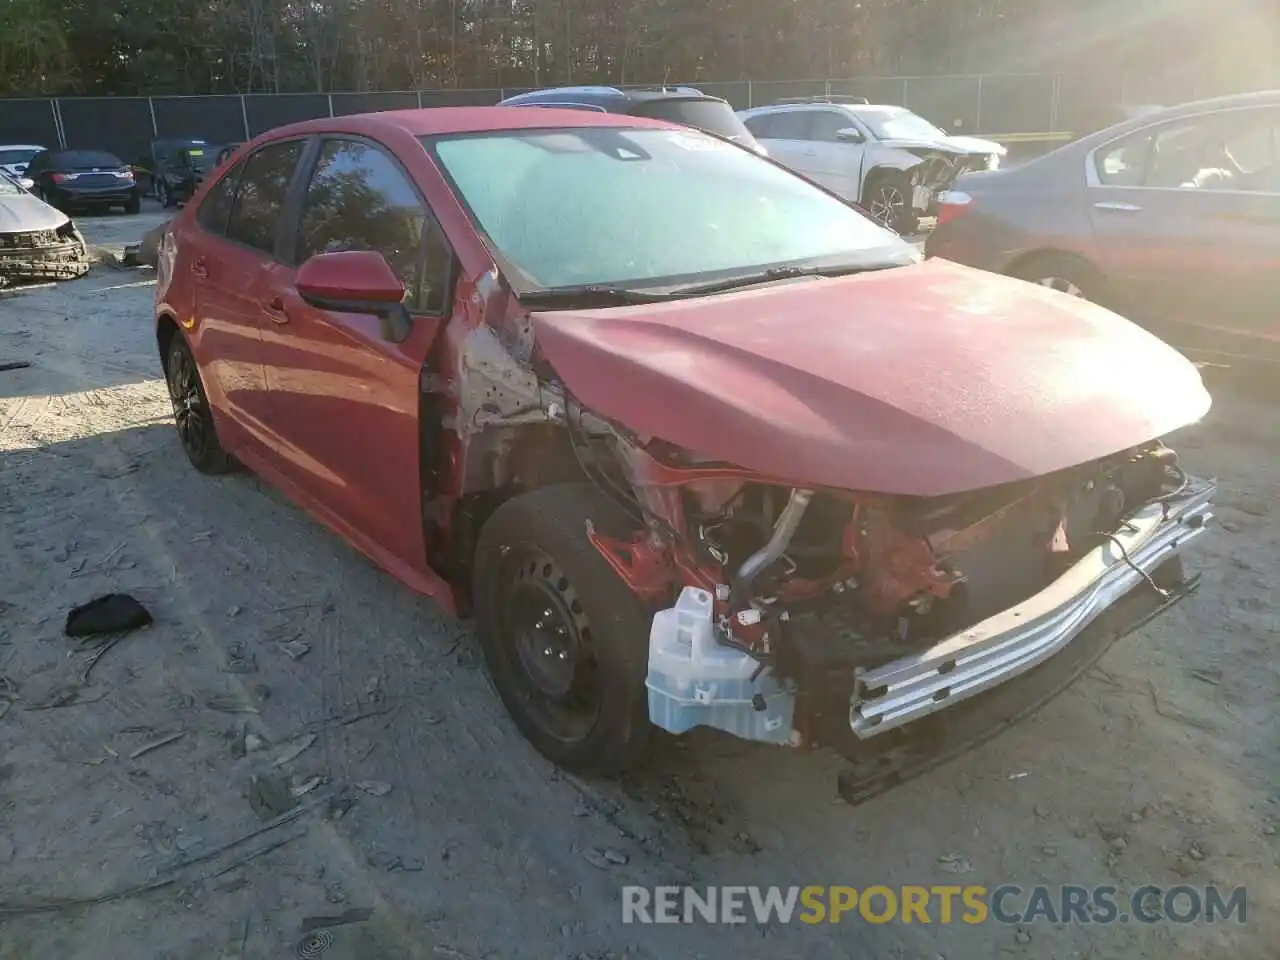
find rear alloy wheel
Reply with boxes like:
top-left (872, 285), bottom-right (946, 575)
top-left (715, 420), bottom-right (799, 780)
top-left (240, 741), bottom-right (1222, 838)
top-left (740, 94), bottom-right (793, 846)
top-left (165, 336), bottom-right (233, 474)
top-left (1012, 253), bottom-right (1107, 305)
top-left (864, 171), bottom-right (917, 235)
top-left (473, 483), bottom-right (654, 774)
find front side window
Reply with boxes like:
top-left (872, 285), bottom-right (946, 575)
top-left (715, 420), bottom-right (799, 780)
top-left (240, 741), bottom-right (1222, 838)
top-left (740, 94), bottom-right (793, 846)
top-left (853, 107), bottom-right (945, 141)
top-left (224, 140), bottom-right (304, 254)
top-left (428, 126), bottom-right (915, 293)
top-left (809, 111), bottom-right (857, 142)
top-left (296, 139), bottom-right (450, 313)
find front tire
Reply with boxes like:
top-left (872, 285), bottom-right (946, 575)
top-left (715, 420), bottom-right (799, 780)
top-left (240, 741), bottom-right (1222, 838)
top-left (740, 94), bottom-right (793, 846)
top-left (473, 483), bottom-right (654, 774)
top-left (164, 335), bottom-right (233, 474)
top-left (863, 170), bottom-right (917, 235)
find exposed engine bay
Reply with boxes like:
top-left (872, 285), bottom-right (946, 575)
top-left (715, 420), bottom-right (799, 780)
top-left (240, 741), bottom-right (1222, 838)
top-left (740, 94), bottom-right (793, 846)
top-left (0, 221), bottom-right (90, 287)
top-left (561, 396), bottom-right (1209, 750)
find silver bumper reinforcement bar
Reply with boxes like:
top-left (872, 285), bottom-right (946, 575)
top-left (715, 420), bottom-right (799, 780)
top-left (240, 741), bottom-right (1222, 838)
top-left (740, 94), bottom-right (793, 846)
top-left (851, 475), bottom-right (1216, 737)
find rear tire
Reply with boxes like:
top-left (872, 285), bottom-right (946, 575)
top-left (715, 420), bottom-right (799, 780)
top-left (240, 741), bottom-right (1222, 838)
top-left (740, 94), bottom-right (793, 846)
top-left (125, 194), bottom-right (142, 215)
top-left (473, 483), bottom-right (654, 774)
top-left (1011, 252), bottom-right (1108, 304)
top-left (164, 336), bottom-right (233, 474)
top-left (863, 170), bottom-right (917, 235)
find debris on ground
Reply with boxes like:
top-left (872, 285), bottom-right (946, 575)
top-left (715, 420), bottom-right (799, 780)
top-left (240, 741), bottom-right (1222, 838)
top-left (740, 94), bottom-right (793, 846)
top-left (299, 907), bottom-right (374, 932)
top-left (279, 639), bottom-right (312, 661)
top-left (129, 731), bottom-right (187, 760)
top-left (582, 847), bottom-right (629, 869)
top-left (354, 780), bottom-right (392, 797)
top-left (248, 774), bottom-right (295, 820)
top-left (272, 734), bottom-right (317, 768)
top-left (65, 593), bottom-right (152, 638)
top-left (0, 360), bottom-right (31, 372)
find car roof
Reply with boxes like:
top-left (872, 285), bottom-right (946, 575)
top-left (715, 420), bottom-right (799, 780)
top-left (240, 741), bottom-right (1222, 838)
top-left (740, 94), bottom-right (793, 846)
top-left (259, 106), bottom-right (683, 141)
top-left (742, 101), bottom-right (902, 116)
top-left (0, 144), bottom-right (46, 152)
top-left (500, 85), bottom-right (710, 107)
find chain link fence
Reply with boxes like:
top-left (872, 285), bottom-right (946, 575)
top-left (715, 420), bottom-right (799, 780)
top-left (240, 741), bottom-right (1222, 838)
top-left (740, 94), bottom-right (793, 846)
top-left (2, 68), bottom-right (1273, 160)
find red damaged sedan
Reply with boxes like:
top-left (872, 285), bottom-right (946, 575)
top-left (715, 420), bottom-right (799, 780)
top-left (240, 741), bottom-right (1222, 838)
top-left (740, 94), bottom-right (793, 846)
top-left (154, 107), bottom-right (1215, 802)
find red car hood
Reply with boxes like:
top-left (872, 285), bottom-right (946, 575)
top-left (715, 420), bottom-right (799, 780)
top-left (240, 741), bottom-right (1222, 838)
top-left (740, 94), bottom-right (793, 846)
top-left (531, 259), bottom-right (1211, 496)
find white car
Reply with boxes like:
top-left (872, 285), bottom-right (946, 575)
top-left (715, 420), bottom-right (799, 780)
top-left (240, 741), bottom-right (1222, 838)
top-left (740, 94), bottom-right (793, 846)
top-left (0, 144), bottom-right (47, 180)
top-left (0, 170), bottom-right (89, 286)
top-left (738, 98), bottom-right (1006, 233)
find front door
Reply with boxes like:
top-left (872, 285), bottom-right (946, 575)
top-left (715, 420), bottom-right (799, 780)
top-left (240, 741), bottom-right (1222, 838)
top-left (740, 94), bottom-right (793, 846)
top-left (188, 139), bottom-right (306, 453)
top-left (804, 109), bottom-right (867, 201)
top-left (257, 137), bottom-right (454, 568)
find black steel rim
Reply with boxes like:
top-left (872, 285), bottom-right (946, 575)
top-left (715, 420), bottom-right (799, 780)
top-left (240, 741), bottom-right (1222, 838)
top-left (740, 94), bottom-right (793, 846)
top-left (167, 345), bottom-right (210, 461)
top-left (496, 545), bottom-right (602, 743)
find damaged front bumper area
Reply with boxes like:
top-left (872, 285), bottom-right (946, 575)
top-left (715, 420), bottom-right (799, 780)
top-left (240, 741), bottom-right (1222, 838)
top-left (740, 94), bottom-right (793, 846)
top-left (0, 226), bottom-right (90, 286)
top-left (851, 474), bottom-right (1214, 737)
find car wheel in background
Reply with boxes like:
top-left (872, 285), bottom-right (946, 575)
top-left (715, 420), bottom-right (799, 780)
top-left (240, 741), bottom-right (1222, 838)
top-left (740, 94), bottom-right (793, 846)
top-left (863, 170), bottom-right (917, 235)
top-left (473, 482), bottom-right (654, 775)
top-left (124, 194), bottom-right (141, 215)
top-left (164, 335), bottom-right (234, 474)
top-left (1011, 252), bottom-right (1108, 304)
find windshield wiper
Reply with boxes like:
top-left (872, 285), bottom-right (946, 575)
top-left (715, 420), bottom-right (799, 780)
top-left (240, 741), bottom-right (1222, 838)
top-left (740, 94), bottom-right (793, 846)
top-left (664, 262), bottom-right (897, 298)
top-left (519, 285), bottom-right (677, 308)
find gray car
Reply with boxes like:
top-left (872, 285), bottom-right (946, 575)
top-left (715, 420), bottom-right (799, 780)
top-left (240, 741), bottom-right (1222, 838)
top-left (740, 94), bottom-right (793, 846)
top-left (925, 90), bottom-right (1280, 367)
top-left (0, 170), bottom-right (90, 287)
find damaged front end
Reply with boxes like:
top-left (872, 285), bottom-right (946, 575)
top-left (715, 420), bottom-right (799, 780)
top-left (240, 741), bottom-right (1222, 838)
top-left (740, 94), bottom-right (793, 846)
top-left (0, 220), bottom-right (90, 287)
top-left (891, 145), bottom-right (1001, 218)
top-left (568, 417), bottom-right (1212, 799)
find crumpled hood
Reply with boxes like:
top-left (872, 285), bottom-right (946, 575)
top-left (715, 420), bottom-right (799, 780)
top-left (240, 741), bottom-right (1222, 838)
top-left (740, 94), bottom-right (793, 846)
top-left (0, 192), bottom-right (70, 233)
top-left (879, 135), bottom-right (1005, 157)
top-left (531, 259), bottom-right (1211, 497)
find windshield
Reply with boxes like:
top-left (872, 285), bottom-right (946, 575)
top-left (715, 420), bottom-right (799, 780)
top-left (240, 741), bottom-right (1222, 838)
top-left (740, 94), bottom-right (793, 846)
top-left (630, 98), bottom-right (760, 149)
top-left (426, 127), bottom-right (914, 293)
top-left (856, 108), bottom-right (947, 141)
top-left (0, 147), bottom-right (40, 165)
top-left (0, 173), bottom-right (22, 195)
top-left (56, 150), bottom-right (124, 169)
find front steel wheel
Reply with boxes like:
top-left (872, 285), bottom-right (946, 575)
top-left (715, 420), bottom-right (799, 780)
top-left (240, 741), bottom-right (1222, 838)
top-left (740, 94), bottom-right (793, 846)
top-left (474, 483), bottom-right (654, 774)
top-left (165, 336), bottom-right (233, 474)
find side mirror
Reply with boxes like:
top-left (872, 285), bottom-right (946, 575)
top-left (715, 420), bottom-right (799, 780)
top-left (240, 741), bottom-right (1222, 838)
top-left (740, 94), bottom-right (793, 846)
top-left (836, 128), bottom-right (864, 144)
top-left (295, 250), bottom-right (412, 343)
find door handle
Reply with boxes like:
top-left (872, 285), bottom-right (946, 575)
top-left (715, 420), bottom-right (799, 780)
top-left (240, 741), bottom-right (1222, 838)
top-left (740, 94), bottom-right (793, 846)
top-left (264, 296), bottom-right (289, 325)
top-left (191, 258), bottom-right (209, 279)
top-left (1094, 201), bottom-right (1143, 213)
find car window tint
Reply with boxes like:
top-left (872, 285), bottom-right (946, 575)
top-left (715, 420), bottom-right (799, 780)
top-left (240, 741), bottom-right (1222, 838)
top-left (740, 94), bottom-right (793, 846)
top-left (224, 140), bottom-right (303, 254)
top-left (742, 114), bottom-right (773, 138)
top-left (768, 112), bottom-right (814, 140)
top-left (296, 139), bottom-right (450, 314)
top-left (197, 161), bottom-right (244, 236)
top-left (1096, 131), bottom-right (1154, 187)
top-left (809, 111), bottom-right (854, 142)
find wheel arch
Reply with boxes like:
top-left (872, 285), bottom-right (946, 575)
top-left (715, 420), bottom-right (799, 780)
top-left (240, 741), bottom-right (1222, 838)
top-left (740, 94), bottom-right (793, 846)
top-left (155, 311), bottom-right (181, 372)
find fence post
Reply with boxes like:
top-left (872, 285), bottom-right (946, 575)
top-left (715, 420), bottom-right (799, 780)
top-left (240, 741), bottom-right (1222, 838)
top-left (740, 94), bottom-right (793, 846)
top-left (327, 93), bottom-right (334, 117)
top-left (974, 75), bottom-right (983, 133)
top-left (416, 89), bottom-right (423, 109)
top-left (147, 96), bottom-right (159, 136)
top-left (239, 94), bottom-right (250, 141)
top-left (901, 78), bottom-right (909, 105)
top-left (1049, 75), bottom-right (1062, 132)
top-left (747, 79), bottom-right (753, 108)
top-left (48, 99), bottom-right (64, 148)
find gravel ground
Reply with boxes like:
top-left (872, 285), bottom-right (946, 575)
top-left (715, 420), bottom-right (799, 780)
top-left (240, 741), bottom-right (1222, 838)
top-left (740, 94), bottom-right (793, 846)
top-left (0, 210), bottom-right (1276, 960)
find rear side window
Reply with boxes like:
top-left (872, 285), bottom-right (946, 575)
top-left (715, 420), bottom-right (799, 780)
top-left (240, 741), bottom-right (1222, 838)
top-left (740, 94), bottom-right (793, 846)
top-left (631, 98), bottom-right (753, 143)
top-left (295, 138), bottom-right (452, 314)
top-left (750, 111), bottom-right (812, 140)
top-left (224, 140), bottom-right (304, 254)
top-left (196, 161), bottom-right (243, 236)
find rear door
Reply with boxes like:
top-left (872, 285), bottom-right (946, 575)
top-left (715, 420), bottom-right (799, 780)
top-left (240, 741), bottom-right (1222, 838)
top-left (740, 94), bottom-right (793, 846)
top-left (257, 137), bottom-right (453, 566)
top-left (743, 111), bottom-right (819, 179)
top-left (190, 138), bottom-right (306, 454)
top-left (1087, 105), bottom-right (1280, 359)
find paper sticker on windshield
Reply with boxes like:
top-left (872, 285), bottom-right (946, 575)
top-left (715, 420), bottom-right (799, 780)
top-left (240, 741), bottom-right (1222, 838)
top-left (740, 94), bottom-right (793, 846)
top-left (188, 149), bottom-right (205, 157)
top-left (668, 133), bottom-right (726, 152)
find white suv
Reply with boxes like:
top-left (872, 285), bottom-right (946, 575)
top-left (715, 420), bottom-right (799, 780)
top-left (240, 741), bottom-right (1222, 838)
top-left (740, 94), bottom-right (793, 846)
top-left (739, 98), bottom-right (1005, 233)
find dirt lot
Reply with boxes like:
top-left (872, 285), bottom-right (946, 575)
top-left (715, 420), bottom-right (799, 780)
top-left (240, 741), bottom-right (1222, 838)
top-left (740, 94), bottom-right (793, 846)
top-left (1, 209), bottom-right (1276, 960)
